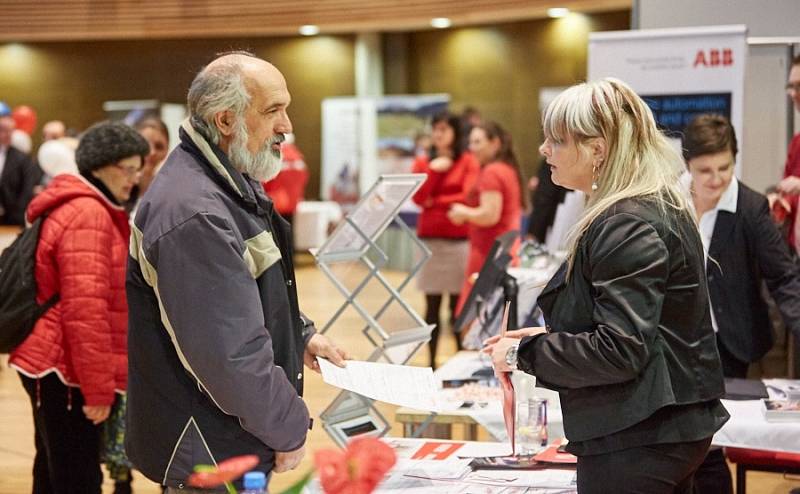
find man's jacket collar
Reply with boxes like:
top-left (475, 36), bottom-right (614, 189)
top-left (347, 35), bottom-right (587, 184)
top-left (179, 118), bottom-right (270, 215)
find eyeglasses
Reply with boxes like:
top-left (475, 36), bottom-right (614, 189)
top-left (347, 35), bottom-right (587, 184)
top-left (786, 82), bottom-right (800, 93)
top-left (115, 163), bottom-right (143, 178)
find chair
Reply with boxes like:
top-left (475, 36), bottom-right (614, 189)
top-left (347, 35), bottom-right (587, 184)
top-left (724, 447), bottom-right (800, 493)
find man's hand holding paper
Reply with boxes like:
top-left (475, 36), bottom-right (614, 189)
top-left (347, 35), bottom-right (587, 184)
top-left (304, 333), bottom-right (348, 373)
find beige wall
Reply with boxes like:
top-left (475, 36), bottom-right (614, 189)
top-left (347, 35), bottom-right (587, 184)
top-left (0, 12), bottom-right (629, 199)
top-left (399, 10), bottom-right (630, 183)
top-left (0, 36), bottom-right (356, 198)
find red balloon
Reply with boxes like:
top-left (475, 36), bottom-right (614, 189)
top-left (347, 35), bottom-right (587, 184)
top-left (12, 105), bottom-right (37, 135)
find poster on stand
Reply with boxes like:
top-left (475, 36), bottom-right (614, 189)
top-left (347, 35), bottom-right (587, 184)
top-left (588, 24), bottom-right (747, 175)
top-left (321, 94), bottom-right (449, 212)
top-left (321, 97), bottom-right (369, 211)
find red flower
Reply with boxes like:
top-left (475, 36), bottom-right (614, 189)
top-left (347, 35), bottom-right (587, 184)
top-left (187, 454), bottom-right (260, 489)
top-left (314, 437), bottom-right (397, 494)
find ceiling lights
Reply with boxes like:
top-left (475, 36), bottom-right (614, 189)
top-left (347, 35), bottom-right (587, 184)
top-left (430, 17), bottom-right (452, 29)
top-left (299, 24), bottom-right (320, 36)
top-left (547, 7), bottom-right (570, 18)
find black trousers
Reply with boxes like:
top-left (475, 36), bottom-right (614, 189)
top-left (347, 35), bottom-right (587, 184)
top-left (425, 293), bottom-right (461, 369)
top-left (690, 338), bottom-right (746, 494)
top-left (716, 338), bottom-right (749, 379)
top-left (576, 437), bottom-right (712, 494)
top-left (19, 372), bottom-right (103, 494)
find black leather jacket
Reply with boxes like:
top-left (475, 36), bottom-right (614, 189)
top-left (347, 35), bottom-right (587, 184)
top-left (518, 196), bottom-right (727, 447)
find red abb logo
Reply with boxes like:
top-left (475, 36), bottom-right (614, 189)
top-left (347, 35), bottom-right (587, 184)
top-left (693, 48), bottom-right (734, 67)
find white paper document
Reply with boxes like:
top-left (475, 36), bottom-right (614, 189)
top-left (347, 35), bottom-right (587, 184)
top-left (318, 358), bottom-right (441, 412)
top-left (398, 458), bottom-right (472, 481)
top-left (466, 469), bottom-right (577, 489)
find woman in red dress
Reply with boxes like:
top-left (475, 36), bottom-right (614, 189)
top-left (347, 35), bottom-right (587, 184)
top-left (448, 121), bottom-right (523, 314)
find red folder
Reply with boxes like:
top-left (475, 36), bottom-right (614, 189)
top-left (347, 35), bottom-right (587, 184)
top-left (498, 301), bottom-right (516, 456)
top-left (533, 440), bottom-right (577, 464)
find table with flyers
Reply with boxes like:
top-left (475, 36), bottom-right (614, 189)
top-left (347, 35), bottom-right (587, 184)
top-left (713, 379), bottom-right (800, 454)
top-left (397, 353), bottom-right (800, 456)
top-left (396, 352), bottom-right (564, 444)
top-left (305, 437), bottom-right (578, 494)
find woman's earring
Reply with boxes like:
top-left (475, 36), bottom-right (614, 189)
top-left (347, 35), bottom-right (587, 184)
top-left (591, 163), bottom-right (600, 191)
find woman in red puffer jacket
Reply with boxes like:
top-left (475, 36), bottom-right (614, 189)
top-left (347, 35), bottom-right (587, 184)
top-left (10, 121), bottom-right (149, 494)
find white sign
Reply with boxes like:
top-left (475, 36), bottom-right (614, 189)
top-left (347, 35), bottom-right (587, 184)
top-left (589, 25), bottom-right (747, 175)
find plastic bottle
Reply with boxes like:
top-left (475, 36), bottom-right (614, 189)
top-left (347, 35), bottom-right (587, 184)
top-left (241, 471), bottom-right (267, 494)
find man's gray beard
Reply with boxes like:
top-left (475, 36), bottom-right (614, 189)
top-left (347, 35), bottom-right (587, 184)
top-left (229, 124), bottom-right (282, 182)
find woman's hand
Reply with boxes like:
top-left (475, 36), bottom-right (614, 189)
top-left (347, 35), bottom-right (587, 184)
top-left (482, 327), bottom-right (547, 375)
top-left (777, 176), bottom-right (800, 196)
top-left (447, 203), bottom-right (469, 225)
top-left (429, 156), bottom-right (453, 173)
top-left (488, 337), bottom-right (520, 375)
top-left (482, 327), bottom-right (547, 349)
top-left (83, 405), bottom-right (111, 425)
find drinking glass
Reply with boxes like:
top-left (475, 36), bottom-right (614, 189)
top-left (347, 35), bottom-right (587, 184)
top-left (515, 397), bottom-right (548, 455)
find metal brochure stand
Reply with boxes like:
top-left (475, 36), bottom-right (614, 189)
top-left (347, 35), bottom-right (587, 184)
top-left (313, 174), bottom-right (434, 447)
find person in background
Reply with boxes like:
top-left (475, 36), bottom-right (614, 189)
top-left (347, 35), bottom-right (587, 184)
top-left (682, 114), bottom-right (800, 493)
top-left (134, 117), bottom-right (170, 196)
top-left (448, 121), bottom-right (523, 314)
top-left (413, 130), bottom-right (432, 159)
top-left (776, 54), bottom-right (800, 253)
top-left (0, 115), bottom-right (40, 225)
top-left (485, 78), bottom-right (728, 493)
top-left (42, 120), bottom-right (67, 142)
top-left (126, 52), bottom-right (347, 492)
top-left (262, 132), bottom-right (309, 223)
top-left (526, 157), bottom-right (568, 244)
top-left (459, 105), bottom-right (482, 150)
top-left (10, 121), bottom-right (148, 494)
top-left (411, 111), bottom-right (480, 368)
top-left (35, 121), bottom-right (72, 193)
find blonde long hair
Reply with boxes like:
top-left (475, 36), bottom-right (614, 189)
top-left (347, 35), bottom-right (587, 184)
top-left (542, 78), bottom-right (691, 272)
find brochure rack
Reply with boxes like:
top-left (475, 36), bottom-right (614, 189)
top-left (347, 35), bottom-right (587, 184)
top-left (314, 174), bottom-right (434, 446)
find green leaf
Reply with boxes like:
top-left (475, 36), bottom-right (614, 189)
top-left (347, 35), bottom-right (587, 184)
top-left (278, 471), bottom-right (313, 494)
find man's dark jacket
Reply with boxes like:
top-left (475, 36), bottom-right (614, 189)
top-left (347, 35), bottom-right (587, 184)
top-left (1, 146), bottom-right (39, 225)
top-left (126, 121), bottom-right (313, 488)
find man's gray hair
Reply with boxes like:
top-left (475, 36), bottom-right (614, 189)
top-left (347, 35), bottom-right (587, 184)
top-left (187, 56), bottom-right (252, 145)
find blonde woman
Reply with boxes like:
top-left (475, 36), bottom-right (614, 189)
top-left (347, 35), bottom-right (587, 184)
top-left (484, 79), bottom-right (728, 493)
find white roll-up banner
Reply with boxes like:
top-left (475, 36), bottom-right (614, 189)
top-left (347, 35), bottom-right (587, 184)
top-left (588, 24), bottom-right (747, 175)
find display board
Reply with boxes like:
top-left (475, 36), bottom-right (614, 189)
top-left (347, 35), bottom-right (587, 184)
top-left (321, 94), bottom-right (449, 210)
top-left (315, 174), bottom-right (433, 446)
top-left (589, 25), bottom-right (747, 175)
top-left (315, 174), bottom-right (426, 262)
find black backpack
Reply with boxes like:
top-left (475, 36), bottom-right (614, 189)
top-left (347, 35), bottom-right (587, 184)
top-left (0, 216), bottom-right (59, 353)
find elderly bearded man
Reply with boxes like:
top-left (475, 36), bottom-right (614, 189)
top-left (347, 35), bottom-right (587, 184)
top-left (125, 52), bottom-right (348, 492)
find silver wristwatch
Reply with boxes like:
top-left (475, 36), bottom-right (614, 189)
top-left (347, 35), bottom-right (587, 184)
top-left (505, 343), bottom-right (519, 370)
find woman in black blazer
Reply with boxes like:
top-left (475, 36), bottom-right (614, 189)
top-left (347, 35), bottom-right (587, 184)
top-left (484, 79), bottom-right (728, 494)
top-left (682, 114), bottom-right (800, 494)
top-left (683, 114), bottom-right (800, 378)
